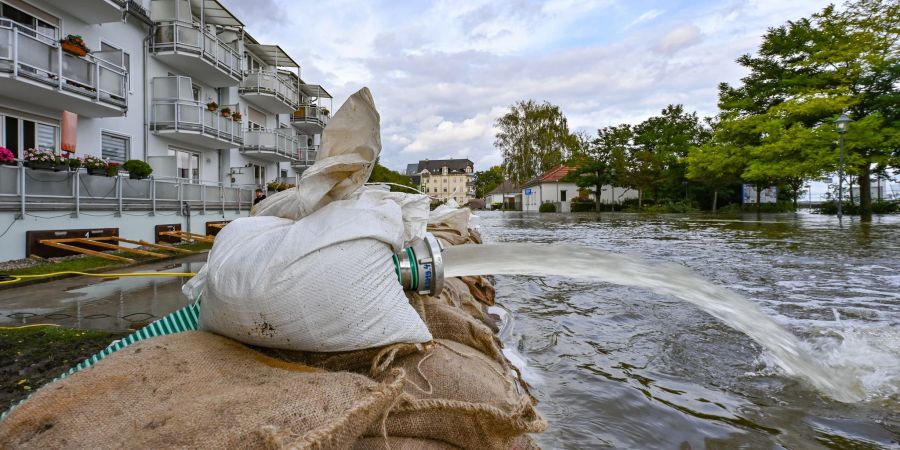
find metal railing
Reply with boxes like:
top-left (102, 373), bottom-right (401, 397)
top-left (150, 100), bottom-right (243, 145)
top-left (0, 163), bottom-right (253, 217)
top-left (290, 105), bottom-right (329, 128)
top-left (241, 128), bottom-right (303, 160)
top-left (151, 20), bottom-right (242, 81)
top-left (291, 144), bottom-right (317, 168)
top-left (239, 70), bottom-right (299, 110)
top-left (0, 20), bottom-right (128, 109)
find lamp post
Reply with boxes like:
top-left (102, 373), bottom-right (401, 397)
top-left (835, 113), bottom-right (851, 220)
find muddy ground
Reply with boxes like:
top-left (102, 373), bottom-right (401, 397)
top-left (0, 326), bottom-right (127, 411)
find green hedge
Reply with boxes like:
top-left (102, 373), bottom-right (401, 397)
top-left (539, 203), bottom-right (557, 213)
top-left (570, 201), bottom-right (595, 212)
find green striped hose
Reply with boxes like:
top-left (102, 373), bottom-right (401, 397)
top-left (1, 301), bottom-right (202, 421)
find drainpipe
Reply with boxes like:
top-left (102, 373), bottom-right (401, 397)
top-left (143, 33), bottom-right (150, 162)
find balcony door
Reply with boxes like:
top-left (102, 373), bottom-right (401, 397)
top-left (167, 146), bottom-right (200, 183)
top-left (2, 114), bottom-right (58, 158)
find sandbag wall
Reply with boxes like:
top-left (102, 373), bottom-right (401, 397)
top-left (0, 226), bottom-right (546, 450)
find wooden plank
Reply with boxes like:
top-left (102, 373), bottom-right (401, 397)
top-left (39, 240), bottom-right (135, 264)
top-left (27, 228), bottom-right (119, 258)
top-left (159, 231), bottom-right (215, 243)
top-left (113, 237), bottom-right (193, 254)
top-left (72, 238), bottom-right (167, 258)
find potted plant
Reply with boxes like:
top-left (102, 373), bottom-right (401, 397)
top-left (106, 161), bottom-right (121, 177)
top-left (83, 155), bottom-right (108, 176)
top-left (220, 107), bottom-right (231, 118)
top-left (320, 107), bottom-right (330, 116)
top-left (122, 159), bottom-right (153, 180)
top-left (24, 148), bottom-right (57, 171)
top-left (206, 101), bottom-right (218, 112)
top-left (66, 155), bottom-right (83, 171)
top-left (0, 146), bottom-right (15, 166)
top-left (60, 35), bottom-right (90, 57)
top-left (231, 111), bottom-right (242, 122)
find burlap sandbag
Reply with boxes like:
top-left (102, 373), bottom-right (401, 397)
top-left (408, 292), bottom-right (505, 365)
top-left (352, 437), bottom-right (460, 449)
top-left (258, 343), bottom-right (422, 375)
top-left (366, 340), bottom-right (546, 449)
top-left (0, 332), bottom-right (405, 449)
top-left (460, 275), bottom-right (495, 306)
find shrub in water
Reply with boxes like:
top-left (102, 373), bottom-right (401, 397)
top-left (539, 202), bottom-right (556, 213)
top-left (570, 201), bottom-right (595, 212)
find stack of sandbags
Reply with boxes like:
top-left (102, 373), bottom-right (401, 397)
top-left (260, 224), bottom-right (547, 449)
top-left (0, 332), bottom-right (406, 449)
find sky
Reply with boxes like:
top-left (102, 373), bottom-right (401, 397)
top-left (220, 0), bottom-right (858, 194)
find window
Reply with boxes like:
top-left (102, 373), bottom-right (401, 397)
top-left (0, 3), bottom-right (57, 40)
top-left (101, 132), bottom-right (129, 163)
top-left (560, 190), bottom-right (567, 202)
top-left (101, 42), bottom-right (130, 91)
top-left (191, 83), bottom-right (201, 102)
top-left (247, 107), bottom-right (265, 130)
top-left (167, 147), bottom-right (200, 182)
top-left (280, 169), bottom-right (287, 178)
top-left (3, 116), bottom-right (58, 158)
top-left (252, 164), bottom-right (266, 186)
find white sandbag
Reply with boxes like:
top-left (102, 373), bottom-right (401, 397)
top-left (186, 88), bottom-right (433, 351)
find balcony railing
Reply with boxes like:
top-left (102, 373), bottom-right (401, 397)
top-left (290, 105), bottom-right (329, 129)
top-left (291, 144), bottom-right (317, 169)
top-left (151, 100), bottom-right (243, 145)
top-left (0, 20), bottom-right (128, 115)
top-left (239, 70), bottom-right (299, 112)
top-left (241, 128), bottom-right (304, 161)
top-left (0, 163), bottom-right (253, 216)
top-left (151, 20), bottom-right (242, 84)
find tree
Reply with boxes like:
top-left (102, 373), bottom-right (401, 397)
top-left (473, 165), bottom-right (504, 198)
top-left (714, 0), bottom-right (900, 218)
top-left (495, 100), bottom-right (579, 185)
top-left (368, 162), bottom-right (416, 191)
top-left (565, 156), bottom-right (612, 212)
top-left (631, 105), bottom-right (710, 204)
top-left (686, 120), bottom-right (747, 212)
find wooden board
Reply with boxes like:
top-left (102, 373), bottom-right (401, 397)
top-left (205, 221), bottom-right (230, 236)
top-left (155, 224), bottom-right (182, 244)
top-left (26, 228), bottom-right (119, 258)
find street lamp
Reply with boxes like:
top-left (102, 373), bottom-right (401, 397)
top-left (835, 113), bottom-right (852, 220)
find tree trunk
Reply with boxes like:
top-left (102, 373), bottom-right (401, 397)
top-left (712, 189), bottom-right (718, 213)
top-left (638, 190), bottom-right (643, 208)
top-left (849, 176), bottom-right (856, 205)
top-left (859, 164), bottom-right (872, 222)
top-left (595, 182), bottom-right (602, 213)
top-left (756, 184), bottom-right (761, 213)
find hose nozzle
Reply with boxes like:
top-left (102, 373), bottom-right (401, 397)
top-left (393, 233), bottom-right (444, 295)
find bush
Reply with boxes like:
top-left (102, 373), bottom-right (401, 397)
top-left (873, 200), bottom-right (899, 214)
top-left (122, 159), bottom-right (153, 178)
top-left (538, 202), bottom-right (557, 213)
top-left (491, 202), bottom-right (502, 210)
top-left (570, 201), bottom-right (595, 212)
top-left (817, 200), bottom-right (899, 215)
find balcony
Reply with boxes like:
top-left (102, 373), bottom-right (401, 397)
top-left (0, 21), bottom-right (128, 117)
top-left (239, 70), bottom-right (299, 114)
top-left (240, 128), bottom-right (305, 162)
top-left (150, 76), bottom-right (242, 148)
top-left (67, 0), bottom-right (125, 23)
top-left (290, 144), bottom-right (317, 172)
top-left (151, 21), bottom-right (241, 86)
top-left (290, 105), bottom-right (329, 134)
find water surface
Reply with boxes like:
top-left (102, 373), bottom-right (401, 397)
top-left (478, 211), bottom-right (899, 449)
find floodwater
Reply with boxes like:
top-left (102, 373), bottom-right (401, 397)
top-left (477, 211), bottom-right (899, 449)
top-left (0, 254), bottom-right (205, 331)
top-left (1, 212), bottom-right (897, 448)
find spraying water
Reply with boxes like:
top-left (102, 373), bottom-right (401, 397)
top-left (442, 243), bottom-right (865, 403)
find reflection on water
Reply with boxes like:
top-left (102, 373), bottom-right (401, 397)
top-left (0, 255), bottom-right (206, 331)
top-left (478, 211), bottom-right (899, 449)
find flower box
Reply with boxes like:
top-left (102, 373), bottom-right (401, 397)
top-left (27, 161), bottom-right (57, 171)
top-left (87, 167), bottom-right (108, 176)
top-left (61, 41), bottom-right (88, 57)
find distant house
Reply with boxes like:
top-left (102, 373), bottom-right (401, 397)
top-left (486, 180), bottom-right (521, 210)
top-left (415, 159), bottom-right (475, 205)
top-left (404, 163), bottom-right (422, 186)
top-left (522, 165), bottom-right (639, 212)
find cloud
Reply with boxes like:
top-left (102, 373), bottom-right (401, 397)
top-left (656, 25), bottom-right (702, 54)
top-left (220, 0), bottom-right (829, 171)
top-left (627, 9), bottom-right (665, 29)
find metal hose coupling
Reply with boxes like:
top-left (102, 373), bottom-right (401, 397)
top-left (393, 232), bottom-right (444, 295)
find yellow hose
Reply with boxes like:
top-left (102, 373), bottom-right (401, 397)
top-left (0, 323), bottom-right (61, 330)
top-left (0, 271), bottom-right (197, 285)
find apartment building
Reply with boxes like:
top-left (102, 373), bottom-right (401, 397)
top-left (0, 0), bottom-right (331, 261)
top-left (414, 159), bottom-right (475, 205)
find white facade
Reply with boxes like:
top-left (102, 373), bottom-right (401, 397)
top-left (522, 182), bottom-right (639, 212)
top-left (0, 0), bottom-right (332, 261)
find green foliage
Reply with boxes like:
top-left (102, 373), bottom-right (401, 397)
top-left (474, 165), bottom-right (504, 198)
top-left (368, 162), bottom-right (416, 192)
top-left (495, 100), bottom-right (579, 185)
top-left (623, 200), bottom-right (698, 213)
top-left (491, 202), bottom-right (503, 210)
top-left (705, 0), bottom-right (900, 216)
top-left (538, 202), bottom-right (557, 213)
top-left (122, 159), bottom-right (153, 178)
top-left (570, 201), bottom-right (595, 212)
top-left (817, 199), bottom-right (898, 215)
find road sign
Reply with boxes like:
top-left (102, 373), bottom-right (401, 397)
top-left (524, 188), bottom-right (532, 195)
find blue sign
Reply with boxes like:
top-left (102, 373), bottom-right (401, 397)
top-left (524, 188), bottom-right (532, 196)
